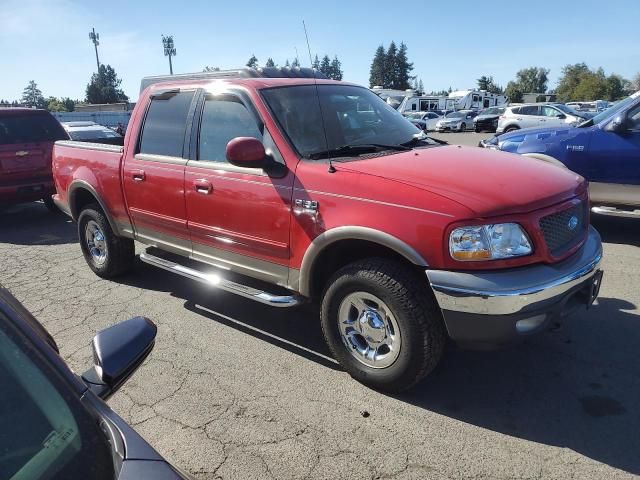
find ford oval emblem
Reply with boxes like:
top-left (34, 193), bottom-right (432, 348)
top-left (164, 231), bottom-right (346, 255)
top-left (568, 216), bottom-right (579, 230)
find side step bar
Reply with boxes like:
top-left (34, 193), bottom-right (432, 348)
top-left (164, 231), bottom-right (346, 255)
top-left (139, 252), bottom-right (304, 308)
top-left (592, 206), bottom-right (640, 219)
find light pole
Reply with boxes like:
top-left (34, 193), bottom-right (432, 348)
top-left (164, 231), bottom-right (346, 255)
top-left (89, 27), bottom-right (100, 71)
top-left (162, 35), bottom-right (176, 75)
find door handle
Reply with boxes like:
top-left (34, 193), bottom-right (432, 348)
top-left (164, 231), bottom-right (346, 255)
top-left (194, 179), bottom-right (213, 195)
top-left (132, 169), bottom-right (145, 182)
top-left (540, 119), bottom-right (546, 122)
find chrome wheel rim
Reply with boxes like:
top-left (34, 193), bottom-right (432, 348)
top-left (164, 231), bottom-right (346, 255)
top-left (337, 292), bottom-right (402, 369)
top-left (85, 220), bottom-right (107, 265)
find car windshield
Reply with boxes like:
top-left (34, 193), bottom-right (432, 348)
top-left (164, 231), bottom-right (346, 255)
top-left (405, 112), bottom-right (424, 119)
top-left (481, 107), bottom-right (504, 115)
top-left (261, 84), bottom-right (437, 159)
top-left (582, 93), bottom-right (639, 126)
top-left (0, 113), bottom-right (68, 145)
top-left (445, 112), bottom-right (464, 119)
top-left (0, 316), bottom-right (115, 480)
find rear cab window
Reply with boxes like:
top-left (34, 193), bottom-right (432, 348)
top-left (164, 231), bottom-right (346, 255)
top-left (138, 91), bottom-right (195, 157)
top-left (0, 112), bottom-right (67, 145)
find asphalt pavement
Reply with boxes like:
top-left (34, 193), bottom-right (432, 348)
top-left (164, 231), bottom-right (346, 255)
top-left (1, 141), bottom-right (639, 479)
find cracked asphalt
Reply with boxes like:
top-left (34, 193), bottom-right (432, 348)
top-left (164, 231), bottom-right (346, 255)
top-left (1, 191), bottom-right (639, 479)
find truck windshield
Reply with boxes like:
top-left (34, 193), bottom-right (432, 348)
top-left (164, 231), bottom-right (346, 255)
top-left (261, 84), bottom-right (435, 159)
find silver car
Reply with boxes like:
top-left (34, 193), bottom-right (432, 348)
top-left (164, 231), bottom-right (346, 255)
top-left (496, 103), bottom-right (587, 134)
top-left (434, 110), bottom-right (477, 132)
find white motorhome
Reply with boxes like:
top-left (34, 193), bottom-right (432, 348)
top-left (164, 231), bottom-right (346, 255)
top-left (398, 89), bottom-right (507, 114)
top-left (371, 86), bottom-right (415, 109)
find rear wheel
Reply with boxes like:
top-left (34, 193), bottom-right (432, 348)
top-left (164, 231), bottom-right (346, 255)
top-left (78, 204), bottom-right (134, 278)
top-left (505, 125), bottom-right (520, 133)
top-left (320, 258), bottom-right (446, 392)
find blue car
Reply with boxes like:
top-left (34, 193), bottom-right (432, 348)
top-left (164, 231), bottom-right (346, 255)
top-left (481, 92), bottom-right (640, 216)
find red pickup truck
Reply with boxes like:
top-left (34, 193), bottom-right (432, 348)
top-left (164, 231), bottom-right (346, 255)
top-left (1, 108), bottom-right (68, 211)
top-left (52, 68), bottom-right (603, 392)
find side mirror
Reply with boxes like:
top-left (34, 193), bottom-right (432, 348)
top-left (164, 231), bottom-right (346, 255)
top-left (226, 137), bottom-right (265, 168)
top-left (82, 316), bottom-right (156, 400)
top-left (557, 113), bottom-right (566, 119)
top-left (606, 115), bottom-right (626, 133)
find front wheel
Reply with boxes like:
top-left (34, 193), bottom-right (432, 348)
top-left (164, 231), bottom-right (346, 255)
top-left (320, 259), bottom-right (446, 392)
top-left (78, 204), bottom-right (134, 278)
top-left (460, 122), bottom-right (466, 131)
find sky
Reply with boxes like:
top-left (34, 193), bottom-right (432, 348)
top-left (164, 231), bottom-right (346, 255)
top-left (2, 0), bottom-right (639, 102)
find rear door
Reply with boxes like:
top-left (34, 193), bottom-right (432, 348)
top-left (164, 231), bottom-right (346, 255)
top-left (184, 89), bottom-right (294, 285)
top-left (0, 112), bottom-right (67, 186)
top-left (517, 105), bottom-right (541, 128)
top-left (122, 90), bottom-right (197, 255)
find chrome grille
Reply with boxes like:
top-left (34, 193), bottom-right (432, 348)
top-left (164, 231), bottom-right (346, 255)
top-left (540, 202), bottom-right (587, 256)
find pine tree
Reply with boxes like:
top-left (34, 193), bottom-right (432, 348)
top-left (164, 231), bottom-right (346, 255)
top-left (312, 55), bottom-right (320, 71)
top-left (385, 41), bottom-right (398, 89)
top-left (284, 59), bottom-right (291, 68)
top-left (369, 45), bottom-right (386, 88)
top-left (292, 57), bottom-right (300, 68)
top-left (329, 56), bottom-right (343, 81)
top-left (86, 65), bottom-right (128, 104)
top-left (418, 79), bottom-right (424, 93)
top-left (394, 42), bottom-right (413, 90)
top-left (246, 54), bottom-right (259, 68)
top-left (21, 80), bottom-right (46, 108)
top-left (319, 55), bottom-right (331, 77)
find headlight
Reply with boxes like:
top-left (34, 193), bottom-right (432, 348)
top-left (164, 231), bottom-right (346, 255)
top-left (449, 223), bottom-right (532, 261)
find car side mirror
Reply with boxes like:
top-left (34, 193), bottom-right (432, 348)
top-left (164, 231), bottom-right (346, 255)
top-left (606, 115), bottom-right (627, 133)
top-left (82, 316), bottom-right (156, 400)
top-left (226, 137), bottom-right (266, 168)
top-left (557, 113), bottom-right (566, 119)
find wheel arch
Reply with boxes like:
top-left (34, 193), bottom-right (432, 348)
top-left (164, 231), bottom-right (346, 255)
top-left (68, 181), bottom-right (122, 235)
top-left (296, 227), bottom-right (428, 298)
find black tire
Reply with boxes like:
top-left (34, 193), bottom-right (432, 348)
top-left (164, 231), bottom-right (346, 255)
top-left (475, 126), bottom-right (481, 133)
top-left (320, 258), bottom-right (446, 393)
top-left (78, 204), bottom-right (134, 278)
top-left (42, 195), bottom-right (60, 213)
top-left (505, 125), bottom-right (520, 133)
top-left (460, 122), bottom-right (466, 132)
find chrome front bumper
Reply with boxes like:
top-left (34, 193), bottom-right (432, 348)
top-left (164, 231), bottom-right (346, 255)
top-left (427, 226), bottom-right (603, 346)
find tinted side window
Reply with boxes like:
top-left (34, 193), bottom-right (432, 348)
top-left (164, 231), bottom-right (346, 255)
top-left (519, 106), bottom-right (540, 115)
top-left (198, 95), bottom-right (262, 163)
top-left (139, 91), bottom-right (194, 157)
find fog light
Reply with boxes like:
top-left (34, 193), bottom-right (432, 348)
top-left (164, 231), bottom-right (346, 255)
top-left (515, 314), bottom-right (546, 333)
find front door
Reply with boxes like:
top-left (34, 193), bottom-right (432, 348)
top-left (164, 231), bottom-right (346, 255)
top-left (588, 104), bottom-right (640, 205)
top-left (122, 90), bottom-right (196, 255)
top-left (184, 91), bottom-right (294, 286)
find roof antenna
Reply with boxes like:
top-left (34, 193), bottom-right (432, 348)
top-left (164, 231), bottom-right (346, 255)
top-left (303, 20), bottom-right (335, 173)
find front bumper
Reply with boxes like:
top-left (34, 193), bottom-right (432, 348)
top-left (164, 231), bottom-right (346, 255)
top-left (427, 226), bottom-right (603, 348)
top-left (435, 124), bottom-right (462, 132)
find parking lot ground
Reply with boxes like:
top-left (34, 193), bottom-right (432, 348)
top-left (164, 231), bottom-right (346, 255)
top-left (428, 130), bottom-right (494, 147)
top-left (1, 202), bottom-right (639, 479)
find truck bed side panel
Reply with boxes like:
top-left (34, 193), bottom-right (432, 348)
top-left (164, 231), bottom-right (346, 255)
top-left (52, 141), bottom-right (133, 235)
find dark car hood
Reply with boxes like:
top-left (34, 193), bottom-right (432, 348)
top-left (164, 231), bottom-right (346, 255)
top-left (475, 114), bottom-right (500, 121)
top-left (498, 125), bottom-right (576, 142)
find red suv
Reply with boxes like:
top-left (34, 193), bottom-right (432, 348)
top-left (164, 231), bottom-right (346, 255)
top-left (0, 108), bottom-right (68, 211)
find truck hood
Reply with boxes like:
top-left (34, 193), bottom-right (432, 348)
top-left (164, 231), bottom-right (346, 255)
top-left (340, 145), bottom-right (586, 217)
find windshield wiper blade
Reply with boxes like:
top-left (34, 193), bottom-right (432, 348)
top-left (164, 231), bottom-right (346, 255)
top-left (308, 143), bottom-right (409, 160)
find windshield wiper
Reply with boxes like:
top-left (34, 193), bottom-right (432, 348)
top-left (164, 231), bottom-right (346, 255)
top-left (307, 143), bottom-right (409, 160)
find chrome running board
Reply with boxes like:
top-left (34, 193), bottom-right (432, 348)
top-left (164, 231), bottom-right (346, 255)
top-left (139, 252), bottom-right (304, 308)
top-left (592, 206), bottom-right (640, 219)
